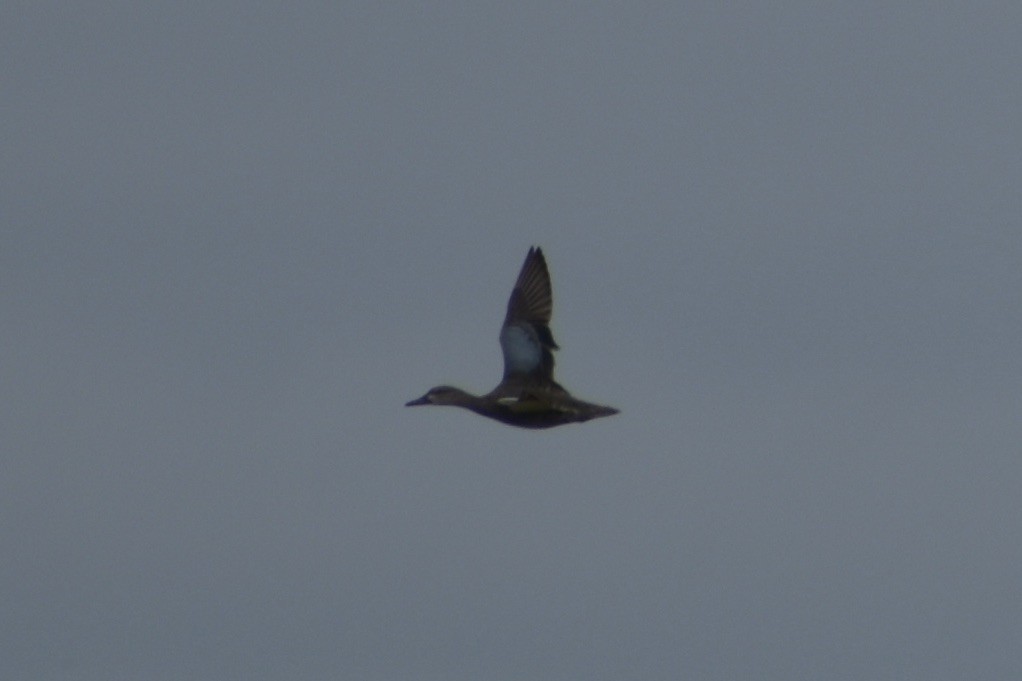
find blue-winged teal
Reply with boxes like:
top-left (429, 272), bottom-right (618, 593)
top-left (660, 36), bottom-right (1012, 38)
top-left (406, 247), bottom-right (619, 429)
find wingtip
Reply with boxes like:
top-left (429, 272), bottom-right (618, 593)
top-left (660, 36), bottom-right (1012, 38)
top-left (525, 245), bottom-right (548, 271)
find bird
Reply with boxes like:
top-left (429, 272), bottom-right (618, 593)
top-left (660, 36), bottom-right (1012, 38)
top-left (405, 247), bottom-right (618, 429)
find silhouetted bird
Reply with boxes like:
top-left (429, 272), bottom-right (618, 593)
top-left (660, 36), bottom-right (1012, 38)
top-left (406, 247), bottom-right (618, 429)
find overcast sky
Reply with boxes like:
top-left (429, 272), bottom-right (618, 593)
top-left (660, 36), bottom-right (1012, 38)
top-left (4, 3), bottom-right (1021, 680)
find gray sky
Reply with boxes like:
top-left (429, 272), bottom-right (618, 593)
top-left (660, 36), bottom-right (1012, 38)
top-left (4, 3), bottom-right (1021, 679)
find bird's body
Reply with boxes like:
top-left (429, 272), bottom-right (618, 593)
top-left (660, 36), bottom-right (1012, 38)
top-left (406, 247), bottom-right (618, 429)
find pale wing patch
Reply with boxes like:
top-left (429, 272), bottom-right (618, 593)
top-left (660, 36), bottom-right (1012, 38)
top-left (499, 324), bottom-right (542, 374)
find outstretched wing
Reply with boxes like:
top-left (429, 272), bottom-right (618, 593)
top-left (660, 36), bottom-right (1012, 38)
top-left (499, 247), bottom-right (560, 382)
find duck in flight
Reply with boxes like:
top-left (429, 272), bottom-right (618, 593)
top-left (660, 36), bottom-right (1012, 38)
top-left (406, 247), bottom-right (618, 429)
